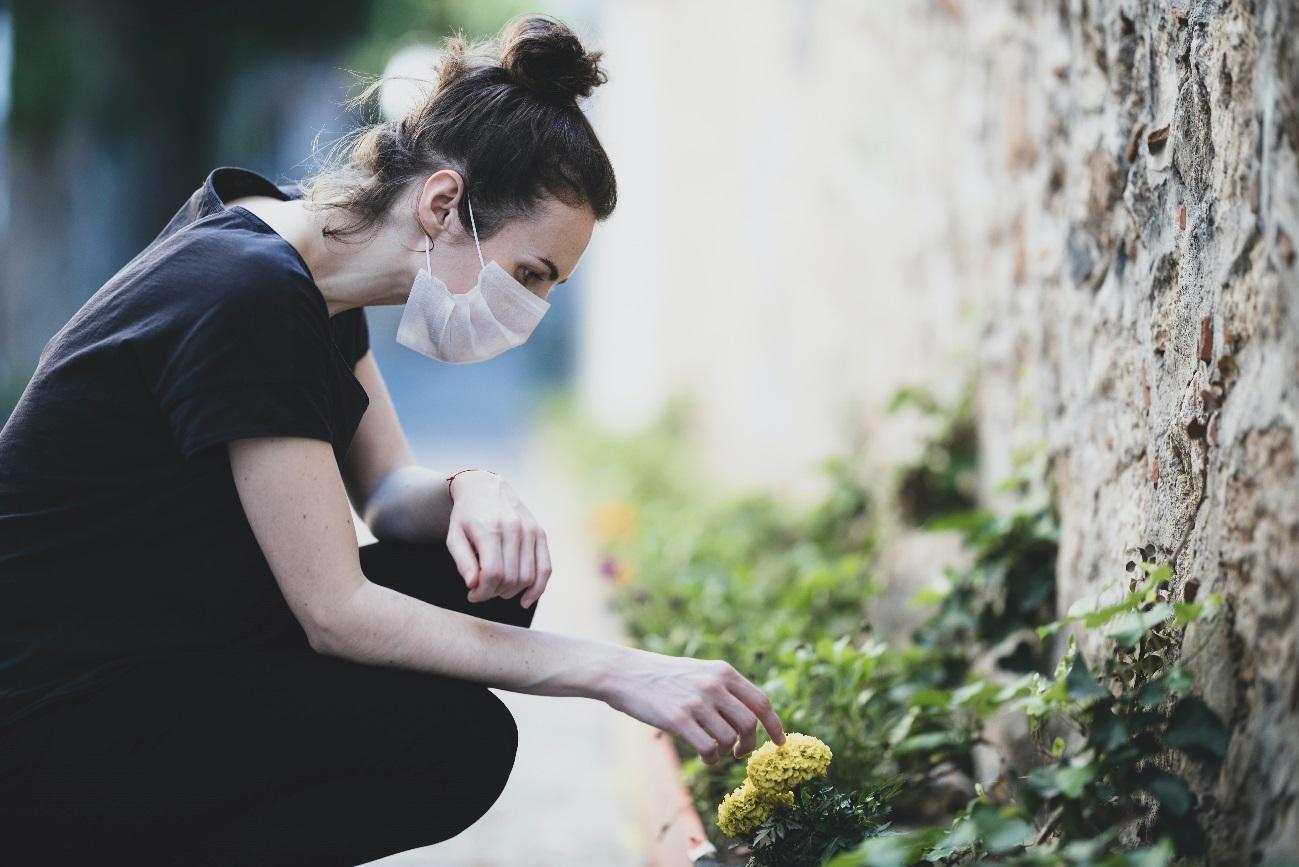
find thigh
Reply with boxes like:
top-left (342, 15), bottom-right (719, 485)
top-left (2, 648), bottom-right (518, 863)
top-left (358, 537), bottom-right (539, 630)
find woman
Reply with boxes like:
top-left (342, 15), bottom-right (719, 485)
top-left (0, 13), bottom-right (785, 867)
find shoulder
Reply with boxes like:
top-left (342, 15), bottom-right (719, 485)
top-left (162, 219), bottom-right (325, 329)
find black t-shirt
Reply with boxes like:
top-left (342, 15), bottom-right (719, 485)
top-left (0, 166), bottom-right (371, 730)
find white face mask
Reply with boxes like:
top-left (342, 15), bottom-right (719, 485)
top-left (396, 194), bottom-right (550, 365)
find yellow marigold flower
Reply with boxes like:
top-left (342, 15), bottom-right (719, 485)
top-left (716, 779), bottom-right (794, 838)
top-left (745, 732), bottom-right (833, 798)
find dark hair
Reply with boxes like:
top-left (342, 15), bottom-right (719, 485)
top-left (297, 14), bottom-right (617, 244)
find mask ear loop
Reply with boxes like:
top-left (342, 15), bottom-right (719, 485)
top-left (466, 194), bottom-right (487, 270)
top-left (424, 232), bottom-right (432, 274)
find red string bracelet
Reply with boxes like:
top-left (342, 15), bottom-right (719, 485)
top-left (445, 468), bottom-right (499, 498)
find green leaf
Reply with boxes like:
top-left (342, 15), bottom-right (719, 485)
top-left (894, 730), bottom-right (964, 755)
top-left (1137, 562), bottom-right (1173, 584)
top-left (907, 687), bottom-right (954, 708)
top-left (1088, 705), bottom-right (1129, 752)
top-left (1080, 605), bottom-right (1126, 629)
top-left (1135, 677), bottom-right (1169, 708)
top-left (1172, 601), bottom-right (1203, 626)
top-left (1162, 666), bottom-right (1195, 693)
top-left (975, 809), bottom-right (1035, 853)
top-left (1139, 769), bottom-right (1193, 817)
top-left (926, 815), bottom-right (979, 859)
top-left (1066, 653), bottom-right (1109, 701)
top-left (1025, 762), bottom-right (1095, 799)
top-left (1164, 696), bottom-right (1229, 759)
top-left (951, 679), bottom-right (990, 705)
top-left (840, 827), bottom-right (946, 867)
top-left (1108, 602), bottom-right (1173, 647)
top-left (1056, 763), bottom-right (1096, 798)
top-left (1123, 834), bottom-right (1176, 867)
top-left (909, 586), bottom-right (949, 606)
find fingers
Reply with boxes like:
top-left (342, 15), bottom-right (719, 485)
top-left (446, 521), bottom-right (481, 590)
top-left (520, 529), bottom-right (552, 608)
top-left (693, 705), bottom-right (740, 765)
top-left (465, 521), bottom-right (504, 602)
top-left (712, 689), bottom-right (761, 758)
top-left (499, 519), bottom-right (522, 599)
top-left (675, 713), bottom-right (726, 766)
top-left (727, 670), bottom-right (785, 746)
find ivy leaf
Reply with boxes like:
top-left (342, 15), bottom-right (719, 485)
top-left (1108, 602), bottom-right (1173, 648)
top-left (1138, 768), bottom-right (1193, 817)
top-left (1135, 677), bottom-right (1169, 708)
top-left (1162, 666), bottom-right (1195, 693)
top-left (978, 812), bottom-right (1035, 853)
top-left (1056, 764), bottom-right (1096, 798)
top-left (1025, 762), bottom-right (1095, 799)
top-left (1163, 696), bottom-right (1229, 760)
top-left (1066, 653), bottom-right (1109, 702)
top-left (841, 827), bottom-right (945, 867)
top-left (1172, 601), bottom-right (1204, 626)
top-left (1088, 704), bottom-right (1130, 752)
top-left (1123, 835), bottom-right (1176, 867)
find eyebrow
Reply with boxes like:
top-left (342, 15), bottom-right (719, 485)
top-left (538, 256), bottom-right (569, 284)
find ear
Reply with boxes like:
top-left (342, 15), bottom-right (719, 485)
top-left (420, 170), bottom-right (467, 238)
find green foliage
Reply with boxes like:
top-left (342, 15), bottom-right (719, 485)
top-left (912, 500), bottom-right (1060, 676)
top-left (887, 383), bottom-right (978, 526)
top-left (746, 780), bottom-right (899, 867)
top-left (546, 383), bottom-right (1232, 867)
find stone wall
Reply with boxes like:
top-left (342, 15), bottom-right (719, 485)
top-left (974, 0), bottom-right (1299, 861)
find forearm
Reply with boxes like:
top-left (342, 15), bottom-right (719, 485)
top-left (362, 463), bottom-right (453, 544)
top-left (312, 578), bottom-right (629, 702)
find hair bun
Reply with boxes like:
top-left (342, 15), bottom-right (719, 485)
top-left (499, 15), bottom-right (607, 106)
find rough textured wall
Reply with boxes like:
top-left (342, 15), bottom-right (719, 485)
top-left (976, 0), bottom-right (1299, 861)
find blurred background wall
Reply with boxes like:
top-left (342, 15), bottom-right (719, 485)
top-left (580, 0), bottom-right (998, 502)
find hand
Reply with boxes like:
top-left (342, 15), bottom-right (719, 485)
top-left (601, 648), bottom-right (786, 764)
top-left (445, 470), bottom-right (553, 608)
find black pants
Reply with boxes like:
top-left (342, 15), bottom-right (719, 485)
top-left (0, 538), bottom-right (538, 866)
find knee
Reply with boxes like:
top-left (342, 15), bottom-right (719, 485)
top-left (404, 686), bottom-right (519, 837)
top-left (464, 689), bottom-right (520, 801)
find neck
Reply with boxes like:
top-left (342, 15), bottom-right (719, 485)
top-left (272, 197), bottom-right (415, 317)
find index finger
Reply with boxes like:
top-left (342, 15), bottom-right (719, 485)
top-left (729, 675), bottom-right (785, 746)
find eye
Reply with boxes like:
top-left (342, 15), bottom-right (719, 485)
top-left (520, 268), bottom-right (539, 285)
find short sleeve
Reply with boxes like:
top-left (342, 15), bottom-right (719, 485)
top-left (331, 306), bottom-right (371, 370)
top-left (137, 261), bottom-right (337, 462)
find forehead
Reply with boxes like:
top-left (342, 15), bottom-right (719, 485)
top-left (495, 197), bottom-right (594, 273)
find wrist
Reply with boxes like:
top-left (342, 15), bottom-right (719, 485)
top-left (446, 467), bottom-right (499, 500)
top-left (590, 642), bottom-right (636, 706)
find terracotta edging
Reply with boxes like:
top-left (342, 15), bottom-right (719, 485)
top-left (645, 728), bottom-right (722, 866)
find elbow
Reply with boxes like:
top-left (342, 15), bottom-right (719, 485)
top-left (303, 579), bottom-right (368, 657)
top-left (306, 624), bottom-right (335, 656)
top-left (303, 602), bottom-right (348, 658)
top-left (305, 618), bottom-right (340, 656)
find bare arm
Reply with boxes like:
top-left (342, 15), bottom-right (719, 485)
top-left (338, 349), bottom-right (554, 608)
top-left (229, 433), bottom-right (620, 699)
top-left (340, 350), bottom-right (453, 544)
top-left (229, 432), bottom-right (787, 762)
